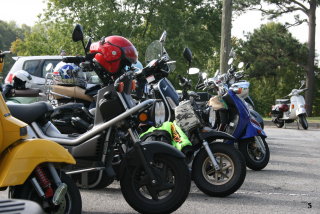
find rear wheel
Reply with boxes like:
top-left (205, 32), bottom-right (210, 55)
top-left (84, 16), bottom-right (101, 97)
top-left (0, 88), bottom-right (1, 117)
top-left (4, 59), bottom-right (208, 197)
top-left (299, 114), bottom-right (308, 130)
top-left (120, 155), bottom-right (191, 214)
top-left (192, 143), bottom-right (246, 197)
top-left (274, 119), bottom-right (284, 128)
top-left (239, 136), bottom-right (270, 171)
top-left (11, 171), bottom-right (82, 214)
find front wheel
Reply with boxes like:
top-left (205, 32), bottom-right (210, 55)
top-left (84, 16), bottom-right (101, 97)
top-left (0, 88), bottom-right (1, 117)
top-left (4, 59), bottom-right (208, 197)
top-left (11, 170), bottom-right (82, 214)
top-left (120, 155), bottom-right (191, 214)
top-left (239, 136), bottom-right (270, 171)
top-left (192, 143), bottom-right (246, 197)
top-left (299, 114), bottom-right (308, 130)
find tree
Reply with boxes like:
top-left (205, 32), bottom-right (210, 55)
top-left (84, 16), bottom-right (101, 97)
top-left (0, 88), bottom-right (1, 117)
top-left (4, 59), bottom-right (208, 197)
top-left (236, 22), bottom-right (308, 115)
top-left (235, 0), bottom-right (319, 116)
top-left (19, 0), bottom-right (222, 86)
top-left (0, 20), bottom-right (31, 80)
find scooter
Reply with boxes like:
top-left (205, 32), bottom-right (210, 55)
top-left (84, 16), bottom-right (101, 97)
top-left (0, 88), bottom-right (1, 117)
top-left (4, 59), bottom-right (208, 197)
top-left (136, 33), bottom-right (246, 197)
top-left (203, 68), bottom-right (270, 171)
top-left (6, 25), bottom-right (191, 214)
top-left (0, 51), bottom-right (82, 214)
top-left (271, 81), bottom-right (308, 129)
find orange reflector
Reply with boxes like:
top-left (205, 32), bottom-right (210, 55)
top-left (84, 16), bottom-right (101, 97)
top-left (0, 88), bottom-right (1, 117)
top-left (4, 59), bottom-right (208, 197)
top-left (291, 104), bottom-right (294, 109)
top-left (138, 112), bottom-right (148, 122)
top-left (117, 82), bottom-right (124, 93)
top-left (131, 80), bottom-right (136, 91)
top-left (237, 88), bottom-right (243, 94)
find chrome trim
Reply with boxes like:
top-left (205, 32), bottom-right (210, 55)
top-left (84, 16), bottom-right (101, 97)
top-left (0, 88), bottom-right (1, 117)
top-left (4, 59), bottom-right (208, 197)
top-left (65, 167), bottom-right (105, 175)
top-left (32, 99), bottom-right (155, 145)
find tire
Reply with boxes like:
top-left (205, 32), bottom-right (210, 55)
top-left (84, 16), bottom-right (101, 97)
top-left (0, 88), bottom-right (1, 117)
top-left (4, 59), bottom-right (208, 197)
top-left (120, 155), bottom-right (191, 214)
top-left (274, 119), bottom-right (284, 128)
top-left (239, 136), bottom-right (270, 171)
top-left (275, 122), bottom-right (284, 128)
top-left (192, 143), bottom-right (246, 197)
top-left (299, 114), bottom-right (308, 130)
top-left (11, 171), bottom-right (82, 214)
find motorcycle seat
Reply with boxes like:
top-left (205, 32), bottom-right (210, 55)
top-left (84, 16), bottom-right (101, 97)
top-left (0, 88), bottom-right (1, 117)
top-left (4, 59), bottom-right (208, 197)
top-left (275, 99), bottom-right (290, 104)
top-left (7, 101), bottom-right (53, 124)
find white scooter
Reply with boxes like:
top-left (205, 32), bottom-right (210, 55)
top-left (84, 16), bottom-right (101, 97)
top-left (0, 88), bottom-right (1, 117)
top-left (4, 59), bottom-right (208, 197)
top-left (271, 81), bottom-right (308, 129)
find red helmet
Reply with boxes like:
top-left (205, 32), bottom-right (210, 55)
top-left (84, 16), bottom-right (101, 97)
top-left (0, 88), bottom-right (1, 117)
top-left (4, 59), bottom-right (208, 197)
top-left (90, 36), bottom-right (138, 74)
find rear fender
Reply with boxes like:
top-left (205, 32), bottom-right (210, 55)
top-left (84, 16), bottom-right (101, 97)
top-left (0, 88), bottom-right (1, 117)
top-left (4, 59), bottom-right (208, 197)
top-left (0, 139), bottom-right (75, 187)
top-left (118, 141), bottom-right (185, 179)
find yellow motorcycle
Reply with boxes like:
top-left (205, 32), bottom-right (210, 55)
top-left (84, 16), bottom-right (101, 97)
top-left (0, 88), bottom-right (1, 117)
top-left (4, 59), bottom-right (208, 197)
top-left (0, 50), bottom-right (82, 213)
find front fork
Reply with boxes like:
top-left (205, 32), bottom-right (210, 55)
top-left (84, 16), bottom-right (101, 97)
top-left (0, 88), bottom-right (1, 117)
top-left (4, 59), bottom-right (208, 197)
top-left (254, 136), bottom-right (266, 155)
top-left (31, 163), bottom-right (67, 206)
top-left (202, 140), bottom-right (221, 171)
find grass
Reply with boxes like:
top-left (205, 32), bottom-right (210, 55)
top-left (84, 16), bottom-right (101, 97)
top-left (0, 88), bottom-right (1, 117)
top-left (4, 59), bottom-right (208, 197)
top-left (264, 117), bottom-right (320, 123)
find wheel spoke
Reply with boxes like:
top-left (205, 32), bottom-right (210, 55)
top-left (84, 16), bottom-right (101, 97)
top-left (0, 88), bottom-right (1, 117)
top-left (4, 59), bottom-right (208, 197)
top-left (206, 168), bottom-right (215, 175)
top-left (222, 163), bottom-right (232, 171)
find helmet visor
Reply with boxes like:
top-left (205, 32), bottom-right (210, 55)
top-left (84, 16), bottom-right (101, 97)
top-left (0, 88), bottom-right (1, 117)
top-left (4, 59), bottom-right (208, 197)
top-left (122, 45), bottom-right (138, 64)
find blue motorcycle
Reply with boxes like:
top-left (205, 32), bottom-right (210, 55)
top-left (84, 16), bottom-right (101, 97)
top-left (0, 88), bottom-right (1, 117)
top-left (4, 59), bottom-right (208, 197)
top-left (204, 71), bottom-right (270, 171)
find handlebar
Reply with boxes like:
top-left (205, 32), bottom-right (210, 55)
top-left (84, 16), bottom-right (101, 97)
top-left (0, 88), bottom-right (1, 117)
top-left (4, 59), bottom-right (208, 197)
top-left (62, 56), bottom-right (86, 64)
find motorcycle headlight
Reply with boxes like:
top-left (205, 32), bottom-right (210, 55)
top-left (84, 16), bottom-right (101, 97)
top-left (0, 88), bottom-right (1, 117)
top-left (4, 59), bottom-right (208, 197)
top-left (152, 101), bottom-right (166, 126)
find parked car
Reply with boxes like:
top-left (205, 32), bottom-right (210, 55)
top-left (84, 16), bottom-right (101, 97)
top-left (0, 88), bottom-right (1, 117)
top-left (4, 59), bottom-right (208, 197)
top-left (4, 56), bottom-right (64, 91)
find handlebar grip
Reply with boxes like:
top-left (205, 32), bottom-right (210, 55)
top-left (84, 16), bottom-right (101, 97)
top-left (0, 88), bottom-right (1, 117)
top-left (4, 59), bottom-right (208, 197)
top-left (62, 56), bottom-right (85, 64)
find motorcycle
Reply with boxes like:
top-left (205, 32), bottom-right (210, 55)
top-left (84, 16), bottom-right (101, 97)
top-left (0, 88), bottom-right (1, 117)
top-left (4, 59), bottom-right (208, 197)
top-left (223, 59), bottom-right (264, 129)
top-left (0, 51), bottom-right (82, 214)
top-left (136, 32), bottom-right (246, 197)
top-left (6, 24), bottom-right (191, 214)
top-left (271, 81), bottom-right (308, 129)
top-left (200, 66), bottom-right (270, 171)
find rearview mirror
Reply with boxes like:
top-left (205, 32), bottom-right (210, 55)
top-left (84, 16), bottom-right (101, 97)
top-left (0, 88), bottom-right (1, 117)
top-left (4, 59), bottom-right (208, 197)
top-left (183, 48), bottom-right (193, 63)
top-left (72, 24), bottom-right (84, 42)
top-left (188, 67), bottom-right (199, 75)
top-left (228, 58), bottom-right (234, 65)
top-left (238, 62), bottom-right (244, 69)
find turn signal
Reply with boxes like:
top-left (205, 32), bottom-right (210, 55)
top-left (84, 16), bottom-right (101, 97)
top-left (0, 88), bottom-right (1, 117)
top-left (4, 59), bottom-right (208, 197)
top-left (117, 82), bottom-right (124, 93)
top-left (131, 80), bottom-right (136, 91)
top-left (138, 112), bottom-right (148, 122)
top-left (291, 104), bottom-right (294, 109)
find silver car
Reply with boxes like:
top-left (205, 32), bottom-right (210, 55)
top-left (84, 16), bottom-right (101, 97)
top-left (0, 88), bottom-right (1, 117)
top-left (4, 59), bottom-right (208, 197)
top-left (4, 55), bottom-right (64, 91)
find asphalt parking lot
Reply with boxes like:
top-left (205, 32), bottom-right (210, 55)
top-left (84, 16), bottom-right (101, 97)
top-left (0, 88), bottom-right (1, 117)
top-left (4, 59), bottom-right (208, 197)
top-left (1, 125), bottom-right (319, 213)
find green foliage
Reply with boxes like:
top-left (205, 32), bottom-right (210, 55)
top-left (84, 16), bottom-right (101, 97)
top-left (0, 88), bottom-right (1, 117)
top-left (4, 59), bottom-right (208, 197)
top-left (236, 22), bottom-right (308, 116)
top-left (0, 20), bottom-right (31, 80)
top-left (10, 0), bottom-right (222, 87)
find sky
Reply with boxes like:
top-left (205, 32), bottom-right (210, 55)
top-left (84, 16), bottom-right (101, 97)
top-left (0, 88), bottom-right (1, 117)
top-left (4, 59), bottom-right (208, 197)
top-left (0, 0), bottom-right (319, 50)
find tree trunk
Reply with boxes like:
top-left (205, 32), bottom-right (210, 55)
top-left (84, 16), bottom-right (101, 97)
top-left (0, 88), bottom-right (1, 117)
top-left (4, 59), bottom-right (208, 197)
top-left (220, 0), bottom-right (232, 74)
top-left (305, 0), bottom-right (316, 116)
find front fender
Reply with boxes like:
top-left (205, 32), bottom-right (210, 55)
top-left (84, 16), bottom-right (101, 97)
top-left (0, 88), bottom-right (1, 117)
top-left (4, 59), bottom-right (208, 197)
top-left (240, 121), bottom-right (267, 140)
top-left (296, 107), bottom-right (307, 116)
top-left (118, 141), bottom-right (185, 179)
top-left (199, 130), bottom-right (235, 142)
top-left (0, 139), bottom-right (75, 187)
